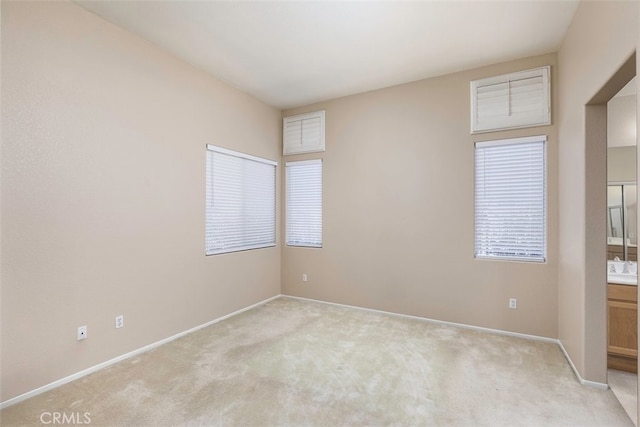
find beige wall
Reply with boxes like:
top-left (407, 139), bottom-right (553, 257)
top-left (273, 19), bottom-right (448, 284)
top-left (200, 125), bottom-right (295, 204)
top-left (4, 0), bottom-right (638, 408)
top-left (282, 54), bottom-right (559, 339)
top-left (608, 94), bottom-right (637, 148)
top-left (608, 146), bottom-right (637, 183)
top-left (1, 1), bottom-right (281, 402)
top-left (557, 0), bottom-right (638, 383)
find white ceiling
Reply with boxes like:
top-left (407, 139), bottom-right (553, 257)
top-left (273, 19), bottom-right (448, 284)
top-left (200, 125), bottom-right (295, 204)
top-left (76, 0), bottom-right (580, 110)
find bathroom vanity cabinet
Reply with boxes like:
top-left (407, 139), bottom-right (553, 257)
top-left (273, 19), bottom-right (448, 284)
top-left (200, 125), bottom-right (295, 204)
top-left (608, 283), bottom-right (638, 373)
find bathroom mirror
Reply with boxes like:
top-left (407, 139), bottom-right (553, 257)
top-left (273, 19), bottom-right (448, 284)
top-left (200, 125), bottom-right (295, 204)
top-left (609, 206), bottom-right (623, 238)
top-left (607, 183), bottom-right (637, 261)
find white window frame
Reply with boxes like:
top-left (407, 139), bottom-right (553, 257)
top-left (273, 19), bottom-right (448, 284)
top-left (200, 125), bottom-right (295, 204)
top-left (474, 135), bottom-right (547, 263)
top-left (205, 144), bottom-right (277, 256)
top-left (286, 159), bottom-right (323, 248)
top-left (471, 66), bottom-right (551, 134)
top-left (283, 110), bottom-right (325, 155)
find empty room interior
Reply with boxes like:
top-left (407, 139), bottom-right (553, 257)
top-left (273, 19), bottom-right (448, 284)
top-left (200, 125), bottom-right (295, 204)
top-left (2, 0), bottom-right (640, 425)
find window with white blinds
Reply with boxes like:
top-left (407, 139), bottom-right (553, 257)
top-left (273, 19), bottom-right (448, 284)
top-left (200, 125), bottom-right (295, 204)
top-left (471, 66), bottom-right (550, 133)
top-left (474, 135), bottom-right (546, 262)
top-left (283, 110), bottom-right (325, 155)
top-left (286, 159), bottom-right (322, 248)
top-left (205, 145), bottom-right (277, 255)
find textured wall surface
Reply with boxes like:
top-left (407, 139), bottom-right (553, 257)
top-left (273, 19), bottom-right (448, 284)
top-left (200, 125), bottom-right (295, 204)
top-left (557, 0), bottom-right (637, 383)
top-left (1, 1), bottom-right (281, 401)
top-left (282, 54), bottom-right (559, 339)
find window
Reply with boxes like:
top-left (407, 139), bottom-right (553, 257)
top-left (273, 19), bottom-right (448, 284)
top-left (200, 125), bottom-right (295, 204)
top-left (471, 66), bottom-right (550, 133)
top-left (474, 135), bottom-right (546, 262)
top-left (205, 145), bottom-right (276, 255)
top-left (286, 159), bottom-right (322, 247)
top-left (283, 110), bottom-right (325, 155)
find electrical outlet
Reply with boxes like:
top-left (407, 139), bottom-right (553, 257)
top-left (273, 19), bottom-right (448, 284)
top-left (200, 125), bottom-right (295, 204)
top-left (302, 273), bottom-right (308, 282)
top-left (115, 315), bottom-right (124, 329)
top-left (509, 298), bottom-right (517, 309)
top-left (77, 325), bottom-right (87, 340)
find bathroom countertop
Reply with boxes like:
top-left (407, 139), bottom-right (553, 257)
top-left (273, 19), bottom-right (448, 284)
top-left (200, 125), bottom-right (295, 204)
top-left (608, 274), bottom-right (638, 286)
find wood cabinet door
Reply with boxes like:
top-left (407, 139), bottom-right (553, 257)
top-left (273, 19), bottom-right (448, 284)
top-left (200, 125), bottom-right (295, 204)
top-left (608, 300), bottom-right (638, 357)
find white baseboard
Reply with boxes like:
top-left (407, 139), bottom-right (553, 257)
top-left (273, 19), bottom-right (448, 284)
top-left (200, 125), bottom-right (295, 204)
top-left (0, 294), bottom-right (281, 410)
top-left (2, 293), bottom-right (609, 409)
top-left (557, 340), bottom-right (609, 390)
top-left (283, 294), bottom-right (558, 343)
top-left (283, 294), bottom-right (610, 390)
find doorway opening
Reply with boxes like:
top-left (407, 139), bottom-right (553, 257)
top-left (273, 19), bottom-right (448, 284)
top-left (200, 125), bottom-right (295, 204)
top-left (606, 75), bottom-right (637, 425)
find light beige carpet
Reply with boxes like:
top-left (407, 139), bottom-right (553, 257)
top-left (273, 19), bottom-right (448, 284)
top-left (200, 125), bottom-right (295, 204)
top-left (1, 297), bottom-right (634, 426)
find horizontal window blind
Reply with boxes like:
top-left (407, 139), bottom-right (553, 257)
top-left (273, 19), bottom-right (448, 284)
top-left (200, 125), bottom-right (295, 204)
top-left (286, 159), bottom-right (322, 247)
top-left (471, 66), bottom-right (550, 133)
top-left (474, 136), bottom-right (546, 262)
top-left (283, 110), bottom-right (325, 155)
top-left (205, 145), bottom-right (276, 255)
